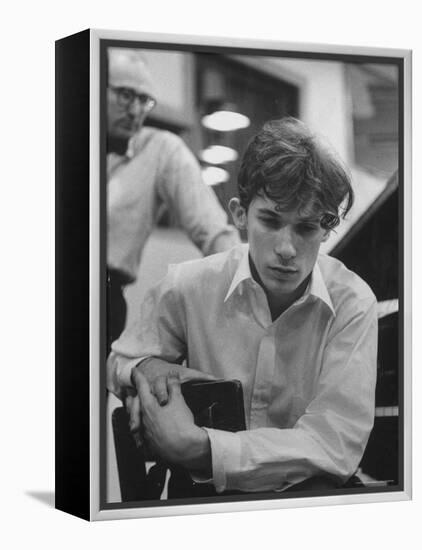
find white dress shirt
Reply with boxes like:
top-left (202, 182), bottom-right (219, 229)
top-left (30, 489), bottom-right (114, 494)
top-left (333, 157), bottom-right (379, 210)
top-left (108, 244), bottom-right (378, 493)
top-left (107, 127), bottom-right (239, 280)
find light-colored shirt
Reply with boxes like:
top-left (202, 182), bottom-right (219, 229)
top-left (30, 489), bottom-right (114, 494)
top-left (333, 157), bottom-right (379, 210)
top-left (107, 127), bottom-right (240, 280)
top-left (108, 244), bottom-right (378, 493)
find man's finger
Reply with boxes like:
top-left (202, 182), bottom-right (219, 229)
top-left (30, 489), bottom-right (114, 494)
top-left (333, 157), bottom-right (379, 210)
top-left (125, 393), bottom-right (134, 416)
top-left (153, 375), bottom-right (169, 406)
top-left (124, 387), bottom-right (137, 415)
top-left (128, 395), bottom-right (141, 433)
top-left (167, 371), bottom-right (182, 399)
top-left (135, 370), bottom-right (155, 407)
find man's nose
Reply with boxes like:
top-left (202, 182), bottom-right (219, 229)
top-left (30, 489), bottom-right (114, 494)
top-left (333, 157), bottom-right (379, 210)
top-left (274, 226), bottom-right (296, 260)
top-left (127, 97), bottom-right (143, 116)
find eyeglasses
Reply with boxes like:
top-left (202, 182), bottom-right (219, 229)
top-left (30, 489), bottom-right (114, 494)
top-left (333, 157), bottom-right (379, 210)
top-left (109, 86), bottom-right (156, 112)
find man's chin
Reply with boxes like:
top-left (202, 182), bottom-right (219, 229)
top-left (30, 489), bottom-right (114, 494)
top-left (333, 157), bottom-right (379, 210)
top-left (116, 128), bottom-right (137, 140)
top-left (264, 272), bottom-right (303, 295)
top-left (113, 122), bottom-right (142, 140)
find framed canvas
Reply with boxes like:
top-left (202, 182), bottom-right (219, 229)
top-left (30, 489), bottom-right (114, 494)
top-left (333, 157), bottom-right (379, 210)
top-left (55, 28), bottom-right (412, 521)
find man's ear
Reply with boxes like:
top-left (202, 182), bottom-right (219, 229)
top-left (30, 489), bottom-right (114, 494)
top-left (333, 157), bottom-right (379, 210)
top-left (228, 198), bottom-right (247, 230)
top-left (321, 230), bottom-right (330, 243)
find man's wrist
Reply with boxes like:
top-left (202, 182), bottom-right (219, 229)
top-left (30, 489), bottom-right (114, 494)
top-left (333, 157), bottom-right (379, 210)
top-left (183, 427), bottom-right (212, 477)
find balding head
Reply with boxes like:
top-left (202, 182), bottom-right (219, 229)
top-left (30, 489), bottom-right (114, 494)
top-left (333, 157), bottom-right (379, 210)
top-left (108, 48), bottom-right (157, 100)
top-left (107, 48), bottom-right (157, 141)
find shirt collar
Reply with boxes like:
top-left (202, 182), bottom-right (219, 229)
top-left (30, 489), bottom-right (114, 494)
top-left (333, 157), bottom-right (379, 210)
top-left (224, 245), bottom-right (253, 302)
top-left (302, 259), bottom-right (335, 316)
top-left (224, 246), bottom-right (335, 316)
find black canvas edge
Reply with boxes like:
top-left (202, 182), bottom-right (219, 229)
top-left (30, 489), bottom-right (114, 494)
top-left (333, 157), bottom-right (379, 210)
top-left (55, 28), bottom-right (91, 521)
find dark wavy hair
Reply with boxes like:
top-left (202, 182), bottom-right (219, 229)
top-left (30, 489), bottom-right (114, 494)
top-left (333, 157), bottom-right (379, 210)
top-left (237, 117), bottom-right (354, 230)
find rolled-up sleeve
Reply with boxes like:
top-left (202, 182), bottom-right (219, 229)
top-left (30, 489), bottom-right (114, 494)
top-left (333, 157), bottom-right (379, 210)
top-left (106, 266), bottom-right (187, 400)
top-left (157, 138), bottom-right (240, 256)
top-left (205, 298), bottom-right (378, 493)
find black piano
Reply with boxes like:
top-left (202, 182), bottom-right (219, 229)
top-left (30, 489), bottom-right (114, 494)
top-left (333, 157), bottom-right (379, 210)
top-left (330, 170), bottom-right (400, 486)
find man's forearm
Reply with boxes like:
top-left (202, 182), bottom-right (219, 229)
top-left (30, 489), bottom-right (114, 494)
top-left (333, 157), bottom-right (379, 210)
top-left (181, 427), bottom-right (212, 478)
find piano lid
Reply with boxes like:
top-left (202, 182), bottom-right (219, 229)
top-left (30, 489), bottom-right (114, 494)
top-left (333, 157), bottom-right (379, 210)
top-left (330, 171), bottom-right (399, 302)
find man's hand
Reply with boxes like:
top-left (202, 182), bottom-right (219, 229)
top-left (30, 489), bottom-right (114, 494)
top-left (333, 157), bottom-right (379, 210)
top-left (136, 371), bottom-right (212, 475)
top-left (128, 358), bottom-right (216, 434)
top-left (123, 388), bottom-right (143, 448)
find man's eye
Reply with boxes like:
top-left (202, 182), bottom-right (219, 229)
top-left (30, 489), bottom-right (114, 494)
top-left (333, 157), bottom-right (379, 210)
top-left (119, 88), bottom-right (134, 101)
top-left (259, 217), bottom-right (279, 228)
top-left (296, 223), bottom-right (319, 234)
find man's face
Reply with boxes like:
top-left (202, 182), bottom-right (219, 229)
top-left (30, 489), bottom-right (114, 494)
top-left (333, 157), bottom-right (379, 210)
top-left (231, 195), bottom-right (329, 305)
top-left (107, 54), bottom-right (153, 140)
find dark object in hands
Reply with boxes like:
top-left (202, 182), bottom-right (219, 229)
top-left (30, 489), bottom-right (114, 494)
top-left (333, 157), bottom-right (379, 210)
top-left (112, 379), bottom-right (245, 502)
top-left (181, 379), bottom-right (246, 432)
top-left (140, 379), bottom-right (246, 462)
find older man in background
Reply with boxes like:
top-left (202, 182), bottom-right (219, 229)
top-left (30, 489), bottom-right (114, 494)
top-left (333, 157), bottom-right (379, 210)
top-left (106, 48), bottom-right (240, 350)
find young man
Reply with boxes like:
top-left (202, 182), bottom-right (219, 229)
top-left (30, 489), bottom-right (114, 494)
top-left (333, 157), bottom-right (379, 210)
top-left (107, 117), bottom-right (378, 493)
top-left (106, 48), bottom-right (239, 348)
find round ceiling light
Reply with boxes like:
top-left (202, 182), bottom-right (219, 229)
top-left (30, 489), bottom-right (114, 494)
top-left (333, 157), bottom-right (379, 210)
top-left (200, 145), bottom-right (239, 165)
top-left (201, 166), bottom-right (230, 186)
top-left (201, 110), bottom-right (250, 132)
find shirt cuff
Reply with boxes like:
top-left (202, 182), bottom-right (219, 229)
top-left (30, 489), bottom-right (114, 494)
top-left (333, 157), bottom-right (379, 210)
top-left (203, 427), bottom-right (242, 493)
top-left (108, 353), bottom-right (150, 394)
top-left (117, 358), bottom-right (142, 388)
